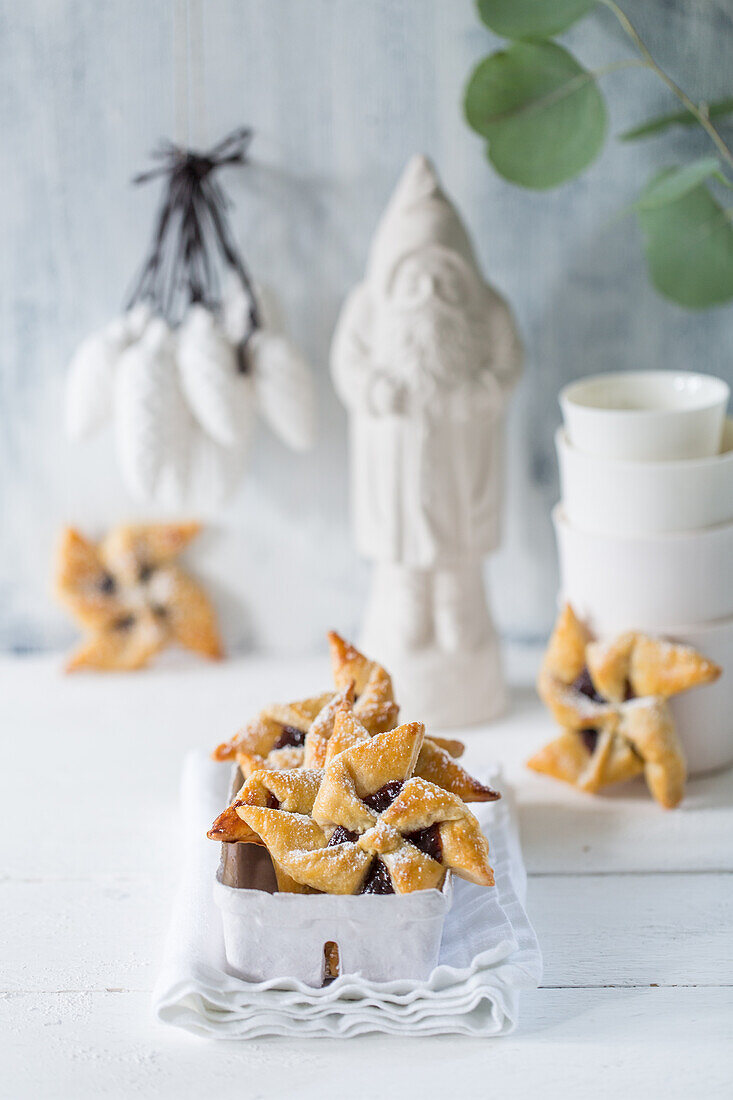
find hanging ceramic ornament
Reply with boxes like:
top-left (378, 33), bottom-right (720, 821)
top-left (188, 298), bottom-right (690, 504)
top-left (65, 303), bottom-right (151, 440)
top-left (186, 430), bottom-right (250, 512)
top-left (248, 330), bottom-right (316, 452)
top-left (65, 127), bottom-right (316, 506)
top-left (177, 304), bottom-right (255, 448)
top-left (221, 275), bottom-right (315, 450)
top-left (115, 318), bottom-right (194, 506)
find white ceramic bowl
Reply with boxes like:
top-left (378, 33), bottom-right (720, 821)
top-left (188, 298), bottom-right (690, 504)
top-left (553, 505), bottom-right (733, 633)
top-left (560, 370), bottom-right (729, 461)
top-left (556, 420), bottom-right (733, 536)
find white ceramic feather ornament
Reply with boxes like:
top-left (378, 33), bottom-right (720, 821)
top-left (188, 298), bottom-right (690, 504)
top-left (223, 279), bottom-right (316, 452)
top-left (249, 329), bottom-right (316, 452)
top-left (177, 303), bottom-right (255, 448)
top-left (64, 304), bottom-right (151, 441)
top-left (115, 318), bottom-right (194, 505)
top-left (68, 129), bottom-right (314, 505)
top-left (187, 428), bottom-right (251, 510)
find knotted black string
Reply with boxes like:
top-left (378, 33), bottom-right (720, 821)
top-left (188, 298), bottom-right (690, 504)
top-left (127, 126), bottom-right (259, 369)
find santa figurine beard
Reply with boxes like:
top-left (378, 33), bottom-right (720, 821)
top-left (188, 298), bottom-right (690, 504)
top-left (371, 252), bottom-right (495, 404)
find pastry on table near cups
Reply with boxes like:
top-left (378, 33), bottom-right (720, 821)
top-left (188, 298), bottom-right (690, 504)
top-left (212, 720), bottom-right (496, 895)
top-left (55, 522), bottom-right (223, 671)
top-left (529, 604), bottom-right (721, 808)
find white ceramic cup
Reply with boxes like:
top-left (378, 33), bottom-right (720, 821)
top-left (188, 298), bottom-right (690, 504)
top-left (556, 419), bottom-right (733, 536)
top-left (560, 370), bottom-right (729, 461)
top-left (553, 505), bottom-right (733, 632)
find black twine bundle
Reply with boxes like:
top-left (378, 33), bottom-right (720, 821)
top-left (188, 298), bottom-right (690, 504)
top-left (127, 127), bottom-right (260, 369)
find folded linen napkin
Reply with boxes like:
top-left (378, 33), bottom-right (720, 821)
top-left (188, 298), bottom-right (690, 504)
top-left (152, 752), bottom-right (541, 1038)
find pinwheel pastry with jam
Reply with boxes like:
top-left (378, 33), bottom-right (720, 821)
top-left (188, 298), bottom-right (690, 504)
top-left (55, 522), bottom-right (222, 671)
top-left (211, 632), bottom-right (398, 777)
top-left (212, 692), bottom-right (338, 776)
top-left (211, 688), bottom-right (498, 860)
top-left (211, 633), bottom-right (493, 801)
top-left (210, 720), bottom-right (497, 895)
top-left (529, 604), bottom-right (721, 809)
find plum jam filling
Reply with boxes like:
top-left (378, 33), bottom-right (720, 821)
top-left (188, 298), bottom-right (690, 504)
top-left (359, 858), bottom-right (394, 895)
top-left (580, 728), bottom-right (599, 754)
top-left (363, 780), bottom-right (403, 813)
top-left (265, 792), bottom-right (281, 809)
top-left (273, 725), bottom-right (307, 750)
top-left (98, 571), bottom-right (117, 595)
top-left (138, 562), bottom-right (155, 583)
top-left (405, 824), bottom-right (442, 863)
top-left (573, 667), bottom-right (635, 704)
top-left (327, 826), bottom-right (359, 846)
top-left (113, 614), bottom-right (136, 631)
top-left (571, 667), bottom-right (606, 704)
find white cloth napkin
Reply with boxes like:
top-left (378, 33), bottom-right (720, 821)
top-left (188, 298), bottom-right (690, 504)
top-left (152, 752), bottom-right (542, 1038)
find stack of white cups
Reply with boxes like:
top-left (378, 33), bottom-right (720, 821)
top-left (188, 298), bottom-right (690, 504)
top-left (554, 370), bottom-right (733, 775)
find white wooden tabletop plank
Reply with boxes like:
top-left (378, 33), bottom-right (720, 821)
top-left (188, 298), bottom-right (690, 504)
top-left (2, 988), bottom-right (731, 1099)
top-left (3, 872), bottom-right (730, 994)
top-left (2, 656), bottom-right (732, 878)
top-left (533, 872), bottom-right (733, 988)
top-left (2, 653), bottom-right (733, 1095)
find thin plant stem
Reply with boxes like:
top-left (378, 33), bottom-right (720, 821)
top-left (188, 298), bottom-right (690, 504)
top-left (601, 0), bottom-right (733, 171)
top-left (592, 58), bottom-right (650, 80)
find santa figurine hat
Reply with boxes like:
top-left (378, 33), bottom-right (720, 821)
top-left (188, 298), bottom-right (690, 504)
top-left (366, 155), bottom-right (483, 295)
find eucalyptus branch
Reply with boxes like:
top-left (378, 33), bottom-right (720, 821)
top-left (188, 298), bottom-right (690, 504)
top-left (592, 57), bottom-right (650, 80)
top-left (601, 0), bottom-right (733, 172)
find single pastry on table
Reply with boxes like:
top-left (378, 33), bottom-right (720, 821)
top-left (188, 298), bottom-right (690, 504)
top-left (529, 603), bottom-right (721, 809)
top-left (55, 522), bottom-right (222, 671)
top-left (210, 720), bottom-right (496, 895)
top-left (212, 633), bottom-right (498, 801)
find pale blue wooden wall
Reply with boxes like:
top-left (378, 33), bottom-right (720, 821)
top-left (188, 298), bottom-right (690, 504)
top-left (2, 0), bottom-right (732, 653)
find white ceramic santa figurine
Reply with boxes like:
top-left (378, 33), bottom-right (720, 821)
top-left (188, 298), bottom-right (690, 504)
top-left (331, 155), bottom-right (522, 726)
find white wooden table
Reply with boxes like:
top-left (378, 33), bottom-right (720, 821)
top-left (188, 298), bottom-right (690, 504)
top-left (2, 652), bottom-right (732, 1098)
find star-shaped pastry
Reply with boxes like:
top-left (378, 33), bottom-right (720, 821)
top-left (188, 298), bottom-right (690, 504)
top-left (304, 633), bottom-right (467, 766)
top-left (313, 691), bottom-right (500, 803)
top-left (228, 722), bottom-right (495, 895)
top-left (529, 604), bottom-right (721, 808)
top-left (55, 522), bottom-right (223, 671)
top-left (212, 692), bottom-right (338, 776)
top-left (209, 767), bottom-right (326, 894)
top-left (209, 766), bottom-right (325, 845)
top-left (212, 634), bottom-right (401, 777)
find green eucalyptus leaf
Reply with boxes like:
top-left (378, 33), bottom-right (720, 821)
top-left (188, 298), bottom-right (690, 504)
top-left (635, 158), bottom-right (721, 210)
top-left (638, 175), bottom-right (733, 307)
top-left (620, 96), bottom-right (733, 141)
top-left (464, 41), bottom-right (607, 189)
top-left (477, 0), bottom-right (597, 39)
